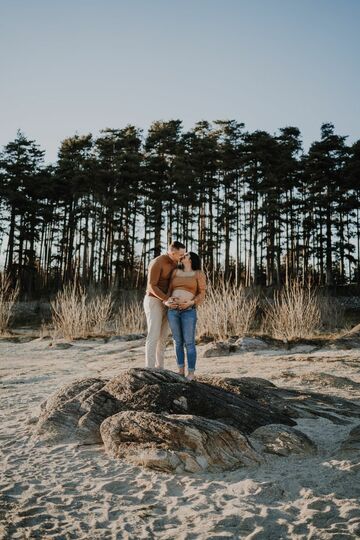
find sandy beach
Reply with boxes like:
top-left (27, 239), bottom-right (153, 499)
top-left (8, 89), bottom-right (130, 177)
top-left (1, 336), bottom-right (360, 539)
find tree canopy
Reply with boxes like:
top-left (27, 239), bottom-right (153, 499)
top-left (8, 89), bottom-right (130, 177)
top-left (0, 122), bottom-right (359, 296)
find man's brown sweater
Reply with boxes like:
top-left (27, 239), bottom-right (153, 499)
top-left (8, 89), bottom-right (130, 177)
top-left (146, 254), bottom-right (177, 301)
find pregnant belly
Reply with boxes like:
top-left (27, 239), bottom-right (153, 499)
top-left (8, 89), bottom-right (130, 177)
top-left (172, 289), bottom-right (194, 301)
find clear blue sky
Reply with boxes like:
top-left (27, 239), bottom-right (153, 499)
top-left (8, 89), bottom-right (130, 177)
top-left (1, 0), bottom-right (359, 162)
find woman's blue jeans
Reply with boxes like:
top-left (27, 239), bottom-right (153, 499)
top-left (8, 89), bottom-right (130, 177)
top-left (167, 307), bottom-right (197, 371)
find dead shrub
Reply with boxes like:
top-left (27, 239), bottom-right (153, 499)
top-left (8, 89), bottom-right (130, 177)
top-left (197, 279), bottom-right (258, 340)
top-left (263, 280), bottom-right (321, 340)
top-left (114, 300), bottom-right (146, 335)
top-left (51, 284), bottom-right (113, 340)
top-left (0, 273), bottom-right (19, 334)
top-left (317, 294), bottom-right (346, 332)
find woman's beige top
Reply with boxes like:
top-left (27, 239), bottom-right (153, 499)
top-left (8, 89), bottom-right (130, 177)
top-left (168, 270), bottom-right (206, 306)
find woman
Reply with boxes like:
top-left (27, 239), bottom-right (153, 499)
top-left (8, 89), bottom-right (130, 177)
top-left (164, 252), bottom-right (206, 380)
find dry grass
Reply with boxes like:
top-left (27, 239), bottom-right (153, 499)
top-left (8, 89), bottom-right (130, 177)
top-left (51, 284), bottom-right (113, 340)
top-left (197, 280), bottom-right (258, 340)
top-left (317, 294), bottom-right (346, 332)
top-left (114, 300), bottom-right (146, 335)
top-left (49, 280), bottom-right (348, 342)
top-left (0, 273), bottom-right (19, 334)
top-left (263, 280), bottom-right (322, 340)
top-left (263, 280), bottom-right (348, 341)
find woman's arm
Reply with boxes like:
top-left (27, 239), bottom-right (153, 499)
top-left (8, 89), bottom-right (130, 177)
top-left (193, 271), bottom-right (206, 306)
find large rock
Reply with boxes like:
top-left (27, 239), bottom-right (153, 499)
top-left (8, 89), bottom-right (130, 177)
top-left (104, 369), bottom-right (296, 435)
top-left (196, 375), bottom-right (296, 419)
top-left (201, 341), bottom-right (235, 357)
top-left (201, 337), bottom-right (270, 357)
top-left (200, 375), bottom-right (360, 425)
top-left (100, 411), bottom-right (263, 473)
top-left (200, 336), bottom-right (292, 357)
top-left (32, 368), bottom-right (360, 473)
top-left (32, 377), bottom-right (123, 444)
top-left (340, 424), bottom-right (360, 452)
top-left (298, 372), bottom-right (360, 391)
top-left (235, 337), bottom-right (269, 351)
top-left (250, 424), bottom-right (317, 456)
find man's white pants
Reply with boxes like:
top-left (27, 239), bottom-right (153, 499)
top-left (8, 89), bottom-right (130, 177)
top-left (143, 295), bottom-right (170, 368)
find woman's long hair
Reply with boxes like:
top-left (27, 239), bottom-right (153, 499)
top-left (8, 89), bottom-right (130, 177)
top-left (177, 252), bottom-right (202, 271)
top-left (189, 252), bottom-right (201, 271)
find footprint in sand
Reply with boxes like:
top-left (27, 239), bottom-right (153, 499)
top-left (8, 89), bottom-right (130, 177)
top-left (102, 480), bottom-right (135, 495)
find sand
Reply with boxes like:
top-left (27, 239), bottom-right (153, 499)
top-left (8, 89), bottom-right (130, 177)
top-left (1, 336), bottom-right (360, 539)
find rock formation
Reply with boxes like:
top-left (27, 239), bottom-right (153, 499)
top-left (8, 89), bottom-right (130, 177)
top-left (250, 424), bottom-right (317, 456)
top-left (340, 424), bottom-right (360, 452)
top-left (32, 378), bottom-right (123, 444)
top-left (101, 411), bottom-right (263, 473)
top-left (32, 368), bottom-right (360, 473)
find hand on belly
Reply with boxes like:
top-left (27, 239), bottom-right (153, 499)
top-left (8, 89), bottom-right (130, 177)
top-left (169, 289), bottom-right (194, 308)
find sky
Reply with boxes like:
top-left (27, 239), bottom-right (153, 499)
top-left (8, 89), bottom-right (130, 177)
top-left (1, 0), bottom-right (359, 163)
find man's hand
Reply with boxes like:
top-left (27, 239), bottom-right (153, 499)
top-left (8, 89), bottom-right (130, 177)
top-left (178, 300), bottom-right (194, 310)
top-left (164, 297), bottom-right (180, 309)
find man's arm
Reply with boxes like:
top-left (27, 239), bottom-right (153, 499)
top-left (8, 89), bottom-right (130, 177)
top-left (167, 268), bottom-right (177, 298)
top-left (147, 260), bottom-right (168, 301)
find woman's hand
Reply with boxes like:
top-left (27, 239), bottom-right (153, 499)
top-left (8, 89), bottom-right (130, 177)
top-left (178, 300), bottom-right (195, 310)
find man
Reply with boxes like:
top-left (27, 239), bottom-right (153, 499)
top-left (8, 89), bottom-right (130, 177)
top-left (144, 241), bottom-right (186, 368)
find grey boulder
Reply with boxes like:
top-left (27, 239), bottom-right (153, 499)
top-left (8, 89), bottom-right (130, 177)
top-left (201, 341), bottom-right (235, 357)
top-left (340, 424), bottom-right (360, 452)
top-left (235, 337), bottom-right (269, 351)
top-left (251, 424), bottom-right (317, 457)
top-left (100, 410), bottom-right (263, 473)
top-left (32, 377), bottom-right (123, 445)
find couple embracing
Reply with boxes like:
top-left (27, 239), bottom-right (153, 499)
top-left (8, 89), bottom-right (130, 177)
top-left (143, 241), bottom-right (206, 380)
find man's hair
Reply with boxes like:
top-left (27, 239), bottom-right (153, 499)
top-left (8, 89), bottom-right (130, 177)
top-left (169, 241), bottom-right (185, 250)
